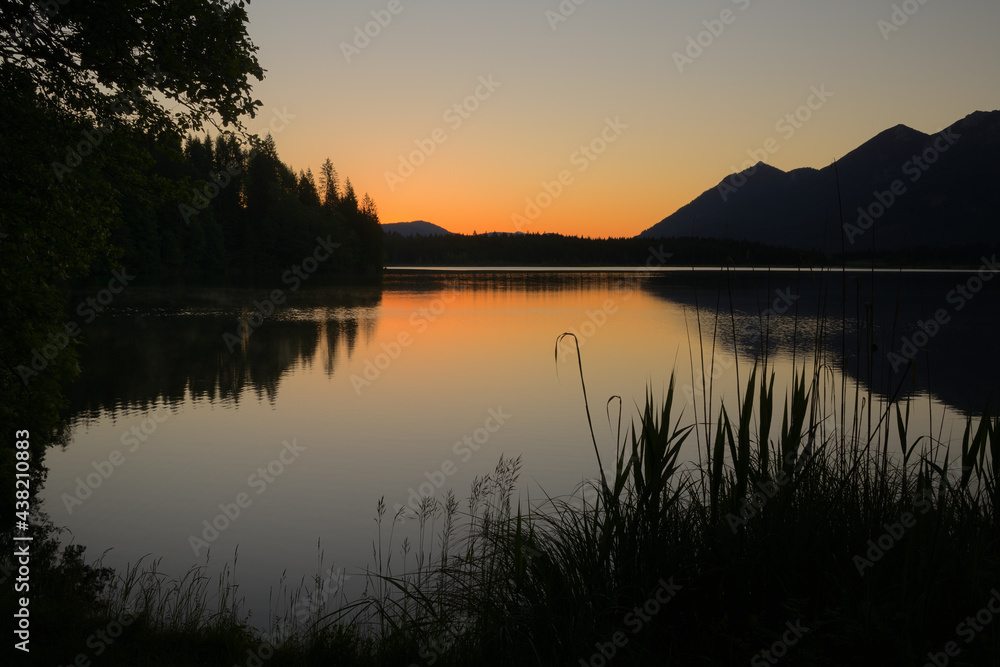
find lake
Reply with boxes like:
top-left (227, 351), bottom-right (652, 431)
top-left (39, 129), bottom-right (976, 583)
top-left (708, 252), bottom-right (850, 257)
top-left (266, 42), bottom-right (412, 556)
top-left (39, 267), bottom-right (1000, 626)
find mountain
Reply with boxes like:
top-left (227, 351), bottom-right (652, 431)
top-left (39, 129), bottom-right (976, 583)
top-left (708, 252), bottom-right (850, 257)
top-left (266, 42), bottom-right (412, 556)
top-left (640, 111), bottom-right (1000, 253)
top-left (382, 220), bottom-right (452, 237)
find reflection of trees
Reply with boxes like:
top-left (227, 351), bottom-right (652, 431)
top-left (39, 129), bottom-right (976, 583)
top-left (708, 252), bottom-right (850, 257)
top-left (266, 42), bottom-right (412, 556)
top-left (65, 288), bottom-right (382, 421)
top-left (341, 316), bottom-right (359, 357)
top-left (639, 271), bottom-right (1000, 415)
top-left (63, 273), bottom-right (998, 426)
top-left (384, 270), bottom-right (654, 298)
top-left (323, 317), bottom-right (341, 377)
top-left (320, 313), bottom-right (372, 377)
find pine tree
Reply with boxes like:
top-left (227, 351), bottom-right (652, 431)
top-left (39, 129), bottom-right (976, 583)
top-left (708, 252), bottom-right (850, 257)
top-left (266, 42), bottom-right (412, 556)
top-left (297, 169), bottom-right (321, 207)
top-left (340, 177), bottom-right (358, 212)
top-left (319, 158), bottom-right (339, 209)
top-left (360, 193), bottom-right (378, 220)
top-left (360, 193), bottom-right (385, 269)
top-left (212, 133), bottom-right (246, 262)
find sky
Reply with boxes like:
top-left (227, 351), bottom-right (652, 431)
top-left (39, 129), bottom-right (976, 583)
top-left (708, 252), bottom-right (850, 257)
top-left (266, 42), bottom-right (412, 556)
top-left (239, 0), bottom-right (1000, 238)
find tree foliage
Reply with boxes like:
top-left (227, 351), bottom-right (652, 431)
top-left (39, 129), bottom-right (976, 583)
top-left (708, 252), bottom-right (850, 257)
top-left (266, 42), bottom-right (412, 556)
top-left (0, 0), bottom-right (265, 471)
top-left (1, 0), bottom-right (264, 135)
top-left (139, 135), bottom-right (385, 276)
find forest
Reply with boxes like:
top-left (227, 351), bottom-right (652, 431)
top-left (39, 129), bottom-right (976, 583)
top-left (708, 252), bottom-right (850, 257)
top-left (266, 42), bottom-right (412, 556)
top-left (383, 231), bottom-right (823, 267)
top-left (105, 133), bottom-right (384, 279)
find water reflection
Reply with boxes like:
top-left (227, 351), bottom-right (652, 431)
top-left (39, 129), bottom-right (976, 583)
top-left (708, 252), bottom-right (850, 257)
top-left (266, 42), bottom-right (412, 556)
top-left (46, 270), bottom-right (997, 623)
top-left (66, 286), bottom-right (383, 420)
top-left (638, 269), bottom-right (1000, 415)
top-left (66, 271), bottom-right (998, 424)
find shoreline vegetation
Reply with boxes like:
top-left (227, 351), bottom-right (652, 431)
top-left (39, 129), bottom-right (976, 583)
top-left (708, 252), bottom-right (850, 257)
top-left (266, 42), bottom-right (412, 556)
top-left (9, 296), bottom-right (998, 666)
top-left (382, 231), bottom-right (999, 271)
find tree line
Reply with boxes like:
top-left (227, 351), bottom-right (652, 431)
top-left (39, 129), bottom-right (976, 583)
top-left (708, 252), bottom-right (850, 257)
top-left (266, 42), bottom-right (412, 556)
top-left (109, 132), bottom-right (384, 279)
top-left (383, 232), bottom-right (821, 267)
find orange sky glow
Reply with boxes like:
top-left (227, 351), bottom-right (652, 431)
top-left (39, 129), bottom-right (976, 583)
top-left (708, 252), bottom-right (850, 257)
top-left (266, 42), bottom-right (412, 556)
top-left (239, 0), bottom-right (1000, 238)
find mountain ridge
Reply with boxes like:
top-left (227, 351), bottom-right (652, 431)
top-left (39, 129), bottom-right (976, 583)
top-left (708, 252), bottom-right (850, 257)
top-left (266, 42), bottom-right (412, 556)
top-left (640, 110), bottom-right (1000, 253)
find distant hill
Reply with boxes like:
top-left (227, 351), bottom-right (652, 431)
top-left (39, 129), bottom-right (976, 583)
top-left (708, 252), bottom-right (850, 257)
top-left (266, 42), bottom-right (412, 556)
top-left (382, 220), bottom-right (452, 237)
top-left (640, 110), bottom-right (1000, 253)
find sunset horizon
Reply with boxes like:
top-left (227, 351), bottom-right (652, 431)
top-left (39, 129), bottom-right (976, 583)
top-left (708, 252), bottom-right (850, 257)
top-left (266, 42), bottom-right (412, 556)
top-left (238, 0), bottom-right (1000, 238)
top-left (371, 106), bottom-right (996, 238)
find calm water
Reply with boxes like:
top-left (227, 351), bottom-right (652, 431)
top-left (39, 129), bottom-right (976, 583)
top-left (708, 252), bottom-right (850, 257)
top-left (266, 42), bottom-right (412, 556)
top-left (39, 268), bottom-right (1000, 624)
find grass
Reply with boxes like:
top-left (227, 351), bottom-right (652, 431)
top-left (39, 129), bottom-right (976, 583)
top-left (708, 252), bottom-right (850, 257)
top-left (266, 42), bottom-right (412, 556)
top-left (11, 274), bottom-right (1000, 666)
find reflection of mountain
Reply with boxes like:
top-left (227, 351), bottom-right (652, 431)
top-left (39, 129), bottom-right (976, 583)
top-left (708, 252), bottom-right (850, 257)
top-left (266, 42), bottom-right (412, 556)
top-left (65, 286), bottom-right (383, 420)
top-left (636, 270), bottom-right (1000, 415)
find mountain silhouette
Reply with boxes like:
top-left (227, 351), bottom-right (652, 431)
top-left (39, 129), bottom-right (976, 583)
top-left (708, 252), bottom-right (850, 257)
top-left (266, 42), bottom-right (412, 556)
top-left (640, 110), bottom-right (1000, 253)
top-left (382, 220), bottom-right (452, 237)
